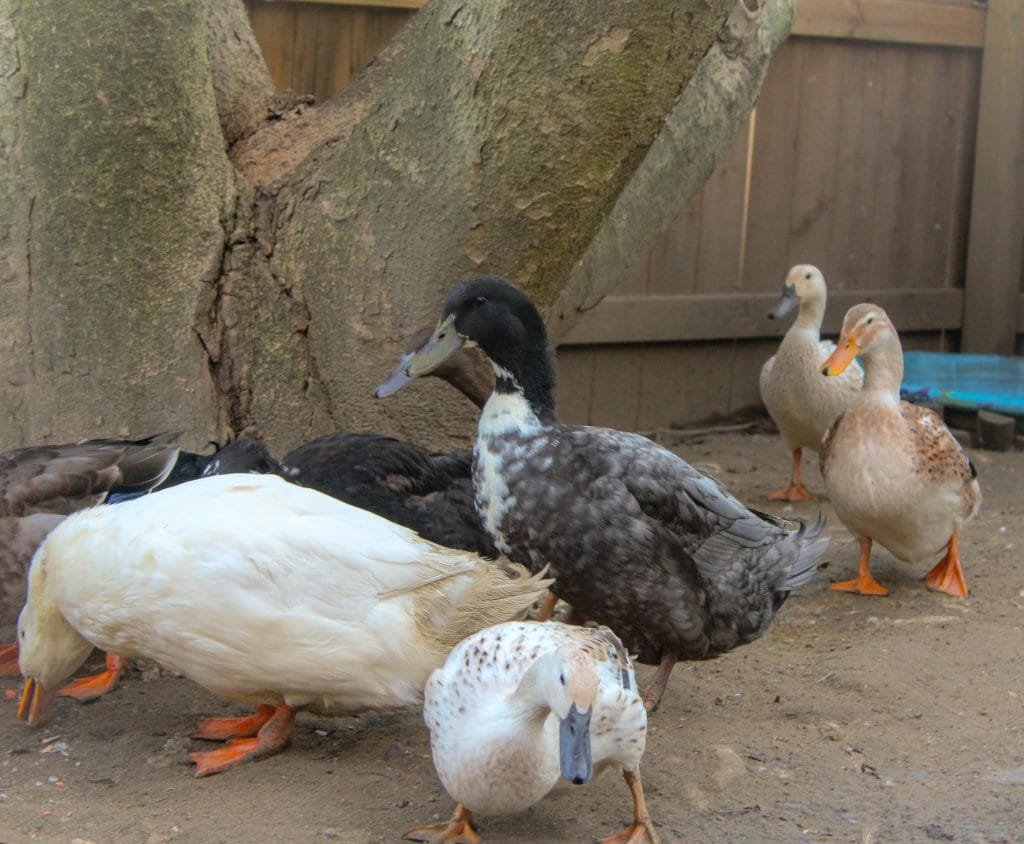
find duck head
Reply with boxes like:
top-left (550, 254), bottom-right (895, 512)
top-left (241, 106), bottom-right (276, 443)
top-left (821, 303), bottom-right (898, 378)
top-left (769, 265), bottom-right (828, 321)
top-left (401, 276), bottom-right (557, 420)
top-left (375, 324), bottom-right (494, 409)
top-left (16, 555), bottom-right (94, 727)
top-left (523, 645), bottom-right (600, 785)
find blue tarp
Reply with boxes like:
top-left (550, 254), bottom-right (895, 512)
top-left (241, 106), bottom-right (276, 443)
top-left (900, 351), bottom-right (1024, 417)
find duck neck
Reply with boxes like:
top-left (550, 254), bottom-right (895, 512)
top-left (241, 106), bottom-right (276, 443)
top-left (488, 345), bottom-right (558, 426)
top-left (860, 334), bottom-right (904, 397)
top-left (435, 350), bottom-right (495, 410)
top-left (795, 293), bottom-right (826, 332)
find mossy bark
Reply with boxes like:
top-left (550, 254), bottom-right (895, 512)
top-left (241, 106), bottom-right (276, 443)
top-left (0, 0), bottom-right (786, 453)
top-left (4, 0), bottom-right (233, 445)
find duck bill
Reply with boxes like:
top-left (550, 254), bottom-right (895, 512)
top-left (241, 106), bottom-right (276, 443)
top-left (768, 286), bottom-right (798, 319)
top-left (559, 702), bottom-right (593, 785)
top-left (18, 677), bottom-right (57, 727)
top-left (404, 315), bottom-right (464, 378)
top-left (822, 336), bottom-right (860, 376)
top-left (374, 351), bottom-right (416, 398)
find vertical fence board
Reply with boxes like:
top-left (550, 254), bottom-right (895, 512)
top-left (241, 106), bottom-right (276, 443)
top-left (961, 0), bottom-right (1024, 354)
top-left (693, 127), bottom-right (750, 293)
top-left (634, 342), bottom-right (735, 430)
top-left (786, 40), bottom-right (845, 269)
top-left (247, 2), bottom-right (297, 93)
top-left (742, 43), bottom-right (804, 289)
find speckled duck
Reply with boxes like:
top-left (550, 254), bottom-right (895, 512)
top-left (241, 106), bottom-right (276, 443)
top-left (405, 620), bottom-right (656, 843)
top-left (394, 275), bottom-right (830, 710)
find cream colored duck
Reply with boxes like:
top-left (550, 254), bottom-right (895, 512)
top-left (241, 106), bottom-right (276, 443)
top-left (16, 473), bottom-right (548, 776)
top-left (759, 265), bottom-right (863, 501)
top-left (820, 304), bottom-right (981, 596)
top-left (405, 621), bottom-right (657, 844)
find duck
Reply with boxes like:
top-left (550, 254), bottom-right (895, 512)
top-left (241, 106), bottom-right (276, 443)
top-left (820, 303), bottom-right (981, 596)
top-left (759, 265), bottom-right (863, 501)
top-left (405, 620), bottom-right (657, 844)
top-left (16, 472), bottom-right (549, 776)
top-left (0, 433), bottom-right (180, 687)
top-left (158, 437), bottom-right (293, 490)
top-left (391, 275), bottom-right (829, 710)
top-left (280, 326), bottom-right (497, 558)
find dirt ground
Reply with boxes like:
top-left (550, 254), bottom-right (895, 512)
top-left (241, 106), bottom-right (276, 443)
top-left (0, 428), bottom-right (1022, 843)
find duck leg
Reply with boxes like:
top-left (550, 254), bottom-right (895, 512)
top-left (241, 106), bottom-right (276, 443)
top-left (58, 653), bottom-right (126, 702)
top-left (641, 652), bottom-right (677, 712)
top-left (768, 448), bottom-right (813, 502)
top-left (830, 537), bottom-right (888, 596)
top-left (0, 641), bottom-right (19, 676)
top-left (599, 768), bottom-right (660, 844)
top-left (404, 803), bottom-right (480, 844)
top-left (190, 703), bottom-right (297, 777)
top-left (924, 530), bottom-right (968, 597)
top-left (536, 590), bottom-right (558, 622)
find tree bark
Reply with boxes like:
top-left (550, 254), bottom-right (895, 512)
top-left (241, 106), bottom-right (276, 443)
top-left (548, 0), bottom-right (795, 341)
top-left (0, 0), bottom-right (788, 453)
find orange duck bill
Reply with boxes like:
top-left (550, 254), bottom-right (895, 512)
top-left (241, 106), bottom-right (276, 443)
top-left (821, 336), bottom-right (860, 377)
top-left (18, 676), bottom-right (59, 727)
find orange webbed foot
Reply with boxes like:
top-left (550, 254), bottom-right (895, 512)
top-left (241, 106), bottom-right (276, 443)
top-left (924, 532), bottom-right (968, 597)
top-left (768, 483), bottom-right (813, 502)
top-left (831, 538), bottom-right (887, 596)
top-left (599, 821), bottom-right (660, 844)
top-left (190, 704), bottom-right (296, 777)
top-left (192, 704), bottom-right (276, 740)
top-left (600, 769), bottom-right (660, 844)
top-left (830, 576), bottom-right (888, 596)
top-left (58, 653), bottom-right (125, 702)
top-left (0, 641), bottom-right (19, 677)
top-left (404, 804), bottom-right (480, 844)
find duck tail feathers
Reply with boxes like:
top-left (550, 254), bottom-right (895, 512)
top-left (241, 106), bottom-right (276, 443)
top-left (418, 559), bottom-right (552, 653)
top-left (782, 514), bottom-right (829, 591)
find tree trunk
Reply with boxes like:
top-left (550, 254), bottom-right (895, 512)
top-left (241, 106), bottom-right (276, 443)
top-left (0, 0), bottom-right (789, 453)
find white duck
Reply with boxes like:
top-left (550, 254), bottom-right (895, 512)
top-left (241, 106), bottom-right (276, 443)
top-left (820, 304), bottom-right (981, 596)
top-left (405, 621), bottom-right (657, 844)
top-left (759, 265), bottom-right (863, 501)
top-left (16, 473), bottom-right (548, 776)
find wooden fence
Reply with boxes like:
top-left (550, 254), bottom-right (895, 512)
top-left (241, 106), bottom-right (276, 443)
top-left (244, 0), bottom-right (1024, 431)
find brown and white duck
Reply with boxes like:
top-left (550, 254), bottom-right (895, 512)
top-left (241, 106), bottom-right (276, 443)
top-left (821, 304), bottom-right (981, 596)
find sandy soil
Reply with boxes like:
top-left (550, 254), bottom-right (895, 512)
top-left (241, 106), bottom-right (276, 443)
top-left (1, 429), bottom-right (1022, 844)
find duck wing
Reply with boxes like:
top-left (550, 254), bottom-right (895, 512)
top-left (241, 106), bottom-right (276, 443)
top-left (491, 425), bottom-right (826, 661)
top-left (0, 433), bottom-right (180, 517)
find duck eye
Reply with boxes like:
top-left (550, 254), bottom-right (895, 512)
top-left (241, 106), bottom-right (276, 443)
top-left (559, 673), bottom-right (567, 686)
top-left (804, 272), bottom-right (812, 280)
top-left (475, 296), bottom-right (487, 306)
top-left (866, 317), bottom-right (874, 325)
